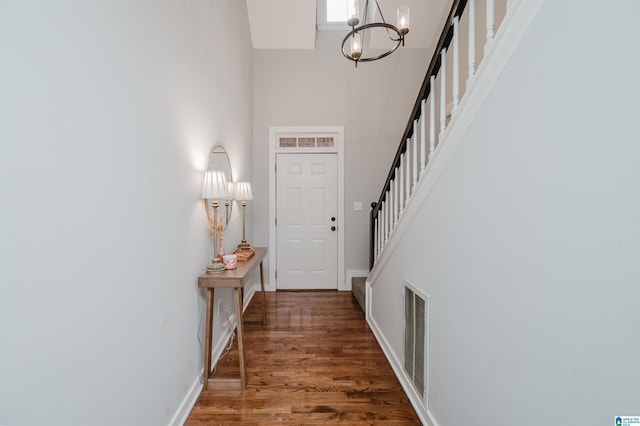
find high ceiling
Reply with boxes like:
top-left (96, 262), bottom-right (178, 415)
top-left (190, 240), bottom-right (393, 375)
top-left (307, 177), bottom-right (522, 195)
top-left (245, 0), bottom-right (451, 50)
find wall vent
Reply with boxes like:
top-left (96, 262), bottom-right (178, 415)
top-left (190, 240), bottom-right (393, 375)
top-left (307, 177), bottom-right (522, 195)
top-left (404, 281), bottom-right (429, 406)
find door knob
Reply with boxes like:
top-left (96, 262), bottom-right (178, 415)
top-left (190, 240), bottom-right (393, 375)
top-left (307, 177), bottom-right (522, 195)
top-left (331, 217), bottom-right (336, 222)
top-left (331, 226), bottom-right (336, 231)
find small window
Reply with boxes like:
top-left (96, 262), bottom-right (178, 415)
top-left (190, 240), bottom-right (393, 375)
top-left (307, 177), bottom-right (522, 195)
top-left (298, 137), bottom-right (316, 148)
top-left (317, 137), bottom-right (334, 148)
top-left (326, 0), bottom-right (355, 22)
top-left (277, 135), bottom-right (336, 150)
top-left (279, 137), bottom-right (297, 148)
top-left (318, 0), bottom-right (357, 30)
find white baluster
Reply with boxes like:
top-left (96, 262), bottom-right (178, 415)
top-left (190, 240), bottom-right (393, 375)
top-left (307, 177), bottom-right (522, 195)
top-left (379, 203), bottom-right (383, 248)
top-left (382, 201), bottom-right (388, 245)
top-left (378, 212), bottom-right (382, 254)
top-left (405, 140), bottom-right (411, 200)
top-left (396, 174), bottom-right (401, 225)
top-left (396, 170), bottom-right (401, 224)
top-left (388, 193), bottom-right (391, 239)
top-left (388, 179), bottom-right (396, 229)
top-left (452, 16), bottom-right (460, 110)
top-left (468, 0), bottom-right (476, 78)
top-left (420, 99), bottom-right (427, 172)
top-left (412, 123), bottom-right (418, 191)
top-left (386, 193), bottom-right (393, 241)
top-left (380, 202), bottom-right (385, 248)
top-left (380, 209), bottom-right (384, 249)
top-left (376, 216), bottom-right (380, 258)
top-left (388, 182), bottom-right (393, 234)
top-left (429, 75), bottom-right (436, 158)
top-left (486, 0), bottom-right (495, 43)
top-left (389, 180), bottom-right (396, 228)
top-left (439, 48), bottom-right (447, 138)
top-left (399, 156), bottom-right (404, 215)
top-left (373, 216), bottom-right (378, 258)
top-left (379, 207), bottom-right (384, 253)
top-left (385, 194), bottom-right (390, 242)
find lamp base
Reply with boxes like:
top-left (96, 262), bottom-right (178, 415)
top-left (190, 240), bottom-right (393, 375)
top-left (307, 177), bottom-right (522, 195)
top-left (206, 259), bottom-right (226, 274)
top-left (233, 244), bottom-right (255, 261)
top-left (237, 241), bottom-right (252, 250)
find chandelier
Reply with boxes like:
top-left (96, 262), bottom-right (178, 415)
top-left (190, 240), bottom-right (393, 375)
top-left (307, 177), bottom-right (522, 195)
top-left (341, 0), bottom-right (410, 67)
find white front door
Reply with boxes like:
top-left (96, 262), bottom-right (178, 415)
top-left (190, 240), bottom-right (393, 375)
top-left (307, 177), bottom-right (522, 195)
top-left (276, 153), bottom-right (338, 290)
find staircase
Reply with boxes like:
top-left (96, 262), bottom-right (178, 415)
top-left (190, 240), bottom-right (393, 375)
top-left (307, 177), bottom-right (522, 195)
top-left (365, 0), bottom-right (546, 424)
top-left (369, 0), bottom-right (510, 271)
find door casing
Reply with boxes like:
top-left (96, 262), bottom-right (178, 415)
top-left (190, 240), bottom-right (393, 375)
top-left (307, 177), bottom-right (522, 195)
top-left (268, 126), bottom-right (345, 291)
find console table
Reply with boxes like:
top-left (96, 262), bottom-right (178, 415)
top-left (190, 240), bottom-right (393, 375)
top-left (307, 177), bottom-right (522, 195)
top-left (198, 247), bottom-right (267, 390)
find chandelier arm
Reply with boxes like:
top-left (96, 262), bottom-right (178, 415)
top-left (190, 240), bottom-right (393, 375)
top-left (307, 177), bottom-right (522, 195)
top-left (341, 23), bottom-right (402, 63)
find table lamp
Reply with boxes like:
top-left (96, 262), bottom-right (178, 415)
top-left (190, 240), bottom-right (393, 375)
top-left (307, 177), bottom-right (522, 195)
top-left (234, 181), bottom-right (253, 250)
top-left (202, 170), bottom-right (231, 273)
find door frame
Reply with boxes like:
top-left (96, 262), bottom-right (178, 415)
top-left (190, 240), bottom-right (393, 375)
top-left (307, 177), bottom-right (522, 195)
top-left (269, 126), bottom-right (345, 291)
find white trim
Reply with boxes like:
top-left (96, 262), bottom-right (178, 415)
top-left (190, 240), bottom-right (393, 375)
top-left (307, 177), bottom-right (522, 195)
top-left (368, 0), bottom-right (543, 285)
top-left (169, 375), bottom-right (202, 426)
top-left (170, 287), bottom-right (261, 426)
top-left (169, 326), bottom-right (234, 426)
top-left (345, 269), bottom-right (369, 292)
top-left (269, 126), bottom-right (345, 292)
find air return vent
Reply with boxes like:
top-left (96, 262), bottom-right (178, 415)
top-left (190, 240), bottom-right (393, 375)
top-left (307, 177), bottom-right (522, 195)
top-left (404, 281), bottom-right (429, 405)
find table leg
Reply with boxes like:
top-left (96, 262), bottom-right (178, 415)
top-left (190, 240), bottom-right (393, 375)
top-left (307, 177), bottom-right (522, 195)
top-left (203, 288), bottom-right (214, 390)
top-left (259, 261), bottom-right (267, 325)
top-left (234, 287), bottom-right (247, 388)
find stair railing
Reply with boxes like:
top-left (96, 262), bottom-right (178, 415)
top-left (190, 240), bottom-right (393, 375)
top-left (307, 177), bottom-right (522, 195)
top-left (370, 0), bottom-right (501, 269)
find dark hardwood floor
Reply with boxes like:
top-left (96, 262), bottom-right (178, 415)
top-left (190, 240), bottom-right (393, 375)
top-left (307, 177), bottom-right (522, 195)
top-left (185, 291), bottom-right (421, 425)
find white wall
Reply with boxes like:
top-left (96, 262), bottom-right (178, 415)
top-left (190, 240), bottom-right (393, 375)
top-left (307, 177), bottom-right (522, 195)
top-left (371, 1), bottom-right (640, 424)
top-left (0, 1), bottom-right (253, 425)
top-left (252, 30), bottom-right (429, 284)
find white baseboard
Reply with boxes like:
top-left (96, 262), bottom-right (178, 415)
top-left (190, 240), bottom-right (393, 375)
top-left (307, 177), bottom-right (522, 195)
top-left (367, 312), bottom-right (439, 426)
top-left (169, 323), bottom-right (237, 426)
top-left (170, 285), bottom-right (261, 426)
top-left (169, 375), bottom-right (202, 426)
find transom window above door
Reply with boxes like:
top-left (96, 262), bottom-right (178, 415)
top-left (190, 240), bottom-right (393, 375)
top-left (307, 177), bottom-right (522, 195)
top-left (278, 136), bottom-right (335, 149)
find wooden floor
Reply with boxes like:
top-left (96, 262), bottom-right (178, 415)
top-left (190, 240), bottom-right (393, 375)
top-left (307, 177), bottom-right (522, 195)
top-left (185, 291), bottom-right (421, 425)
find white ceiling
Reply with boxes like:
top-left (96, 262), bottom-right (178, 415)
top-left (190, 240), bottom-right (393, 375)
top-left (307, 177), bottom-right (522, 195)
top-left (245, 0), bottom-right (451, 50)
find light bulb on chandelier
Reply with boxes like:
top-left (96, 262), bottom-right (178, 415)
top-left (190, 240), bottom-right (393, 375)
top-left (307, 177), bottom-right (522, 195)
top-left (341, 0), bottom-right (410, 67)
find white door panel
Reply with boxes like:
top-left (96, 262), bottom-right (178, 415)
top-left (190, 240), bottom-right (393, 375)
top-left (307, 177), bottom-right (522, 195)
top-left (276, 153), bottom-right (337, 290)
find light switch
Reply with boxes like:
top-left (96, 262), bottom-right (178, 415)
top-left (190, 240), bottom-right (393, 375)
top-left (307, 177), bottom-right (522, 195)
top-left (354, 201), bottom-right (363, 211)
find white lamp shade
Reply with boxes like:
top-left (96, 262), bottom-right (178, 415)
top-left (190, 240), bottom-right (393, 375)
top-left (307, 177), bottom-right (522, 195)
top-left (201, 171), bottom-right (231, 200)
top-left (235, 181), bottom-right (253, 201)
